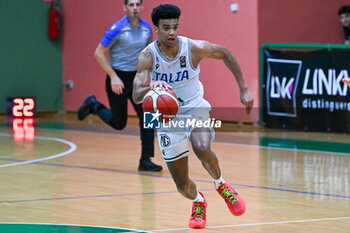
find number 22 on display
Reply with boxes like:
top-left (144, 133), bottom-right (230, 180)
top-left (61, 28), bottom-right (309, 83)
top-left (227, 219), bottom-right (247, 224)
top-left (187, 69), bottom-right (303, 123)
top-left (12, 98), bottom-right (35, 117)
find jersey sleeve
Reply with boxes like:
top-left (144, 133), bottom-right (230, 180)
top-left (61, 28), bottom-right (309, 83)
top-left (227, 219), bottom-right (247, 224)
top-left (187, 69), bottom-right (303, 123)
top-left (140, 19), bottom-right (153, 45)
top-left (100, 16), bottom-right (128, 47)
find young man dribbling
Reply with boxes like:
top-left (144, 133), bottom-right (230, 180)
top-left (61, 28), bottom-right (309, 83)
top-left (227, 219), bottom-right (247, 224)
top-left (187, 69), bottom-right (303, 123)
top-left (133, 4), bottom-right (254, 228)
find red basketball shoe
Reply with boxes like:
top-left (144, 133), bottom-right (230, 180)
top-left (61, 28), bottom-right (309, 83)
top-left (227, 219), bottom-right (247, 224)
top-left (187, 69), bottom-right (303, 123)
top-left (216, 182), bottom-right (246, 216)
top-left (189, 192), bottom-right (207, 229)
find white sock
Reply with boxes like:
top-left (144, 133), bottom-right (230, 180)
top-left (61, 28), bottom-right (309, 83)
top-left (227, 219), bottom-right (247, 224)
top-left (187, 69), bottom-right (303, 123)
top-left (214, 176), bottom-right (226, 189)
top-left (193, 191), bottom-right (204, 203)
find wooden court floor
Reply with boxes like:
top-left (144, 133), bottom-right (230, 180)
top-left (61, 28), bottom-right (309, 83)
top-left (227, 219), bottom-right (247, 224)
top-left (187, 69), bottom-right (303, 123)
top-left (0, 113), bottom-right (349, 233)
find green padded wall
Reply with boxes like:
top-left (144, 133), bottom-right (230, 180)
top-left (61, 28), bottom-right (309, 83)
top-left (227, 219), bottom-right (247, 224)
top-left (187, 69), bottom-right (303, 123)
top-left (0, 0), bottom-right (62, 113)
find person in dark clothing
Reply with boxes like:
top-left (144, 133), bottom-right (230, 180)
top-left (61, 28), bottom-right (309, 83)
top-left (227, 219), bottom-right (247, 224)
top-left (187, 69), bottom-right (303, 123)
top-left (338, 5), bottom-right (350, 44)
top-left (77, 0), bottom-right (162, 172)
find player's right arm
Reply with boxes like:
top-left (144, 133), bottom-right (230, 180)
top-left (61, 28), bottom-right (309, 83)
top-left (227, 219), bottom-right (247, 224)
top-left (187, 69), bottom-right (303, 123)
top-left (133, 48), bottom-right (153, 104)
top-left (94, 43), bottom-right (124, 95)
top-left (133, 48), bottom-right (173, 104)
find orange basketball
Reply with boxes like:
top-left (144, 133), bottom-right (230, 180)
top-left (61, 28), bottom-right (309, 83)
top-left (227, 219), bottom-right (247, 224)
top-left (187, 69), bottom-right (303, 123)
top-left (142, 88), bottom-right (179, 123)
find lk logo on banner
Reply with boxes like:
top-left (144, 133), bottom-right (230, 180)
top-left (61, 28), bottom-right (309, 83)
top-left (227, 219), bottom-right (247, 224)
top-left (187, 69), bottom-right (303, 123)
top-left (266, 58), bottom-right (302, 117)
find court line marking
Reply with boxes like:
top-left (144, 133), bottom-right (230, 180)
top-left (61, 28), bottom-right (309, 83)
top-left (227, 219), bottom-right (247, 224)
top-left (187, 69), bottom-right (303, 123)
top-left (0, 133), bottom-right (77, 168)
top-left (0, 157), bottom-right (348, 201)
top-left (2, 158), bottom-right (350, 199)
top-left (0, 222), bottom-right (153, 233)
top-left (0, 183), bottom-right (348, 204)
top-left (151, 216), bottom-right (350, 232)
top-left (43, 128), bottom-right (350, 155)
top-left (0, 190), bottom-right (185, 204)
top-left (1, 130), bottom-right (348, 201)
top-left (213, 140), bottom-right (350, 155)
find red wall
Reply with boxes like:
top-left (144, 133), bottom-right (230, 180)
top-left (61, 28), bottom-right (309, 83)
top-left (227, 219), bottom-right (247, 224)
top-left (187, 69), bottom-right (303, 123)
top-left (62, 0), bottom-right (348, 122)
top-left (258, 0), bottom-right (349, 44)
top-left (63, 0), bottom-right (123, 114)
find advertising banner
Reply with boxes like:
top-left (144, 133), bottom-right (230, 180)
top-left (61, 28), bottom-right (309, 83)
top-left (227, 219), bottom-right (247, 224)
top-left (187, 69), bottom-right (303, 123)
top-left (262, 46), bottom-right (350, 133)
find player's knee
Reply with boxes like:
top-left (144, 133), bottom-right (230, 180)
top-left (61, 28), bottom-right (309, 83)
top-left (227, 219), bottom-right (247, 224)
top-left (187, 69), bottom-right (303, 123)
top-left (192, 142), bottom-right (210, 158)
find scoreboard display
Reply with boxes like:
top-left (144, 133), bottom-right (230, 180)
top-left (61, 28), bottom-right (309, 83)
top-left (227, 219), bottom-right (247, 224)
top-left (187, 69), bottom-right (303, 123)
top-left (6, 97), bottom-right (36, 118)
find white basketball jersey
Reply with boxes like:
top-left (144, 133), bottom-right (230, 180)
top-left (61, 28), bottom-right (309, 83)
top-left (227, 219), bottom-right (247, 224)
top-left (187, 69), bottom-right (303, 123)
top-left (148, 36), bottom-right (204, 109)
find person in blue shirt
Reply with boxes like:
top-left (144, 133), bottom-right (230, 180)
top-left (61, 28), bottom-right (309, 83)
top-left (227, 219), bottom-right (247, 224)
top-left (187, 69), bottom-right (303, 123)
top-left (77, 0), bottom-right (162, 172)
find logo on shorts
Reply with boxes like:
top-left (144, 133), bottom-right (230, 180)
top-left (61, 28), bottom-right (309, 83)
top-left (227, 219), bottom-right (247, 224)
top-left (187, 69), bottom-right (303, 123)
top-left (180, 56), bottom-right (186, 68)
top-left (143, 110), bottom-right (161, 129)
top-left (160, 134), bottom-right (171, 147)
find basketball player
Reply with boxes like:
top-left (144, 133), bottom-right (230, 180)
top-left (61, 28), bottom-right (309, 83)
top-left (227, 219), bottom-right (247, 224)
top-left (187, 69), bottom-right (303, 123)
top-left (133, 4), bottom-right (254, 229)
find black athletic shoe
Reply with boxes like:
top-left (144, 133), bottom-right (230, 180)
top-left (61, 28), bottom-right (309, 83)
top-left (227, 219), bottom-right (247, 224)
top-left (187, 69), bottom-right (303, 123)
top-left (138, 159), bottom-right (163, 172)
top-left (77, 95), bottom-right (96, 121)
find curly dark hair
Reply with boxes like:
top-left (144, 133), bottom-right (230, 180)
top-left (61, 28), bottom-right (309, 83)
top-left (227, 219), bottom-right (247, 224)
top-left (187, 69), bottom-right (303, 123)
top-left (151, 4), bottom-right (181, 26)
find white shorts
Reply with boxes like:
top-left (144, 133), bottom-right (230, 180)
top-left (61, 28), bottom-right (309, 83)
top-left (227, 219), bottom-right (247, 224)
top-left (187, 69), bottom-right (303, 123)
top-left (157, 99), bottom-right (215, 162)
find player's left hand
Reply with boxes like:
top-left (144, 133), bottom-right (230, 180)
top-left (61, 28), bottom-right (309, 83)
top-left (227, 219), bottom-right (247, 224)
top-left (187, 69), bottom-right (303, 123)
top-left (150, 81), bottom-right (173, 91)
top-left (240, 89), bottom-right (254, 114)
